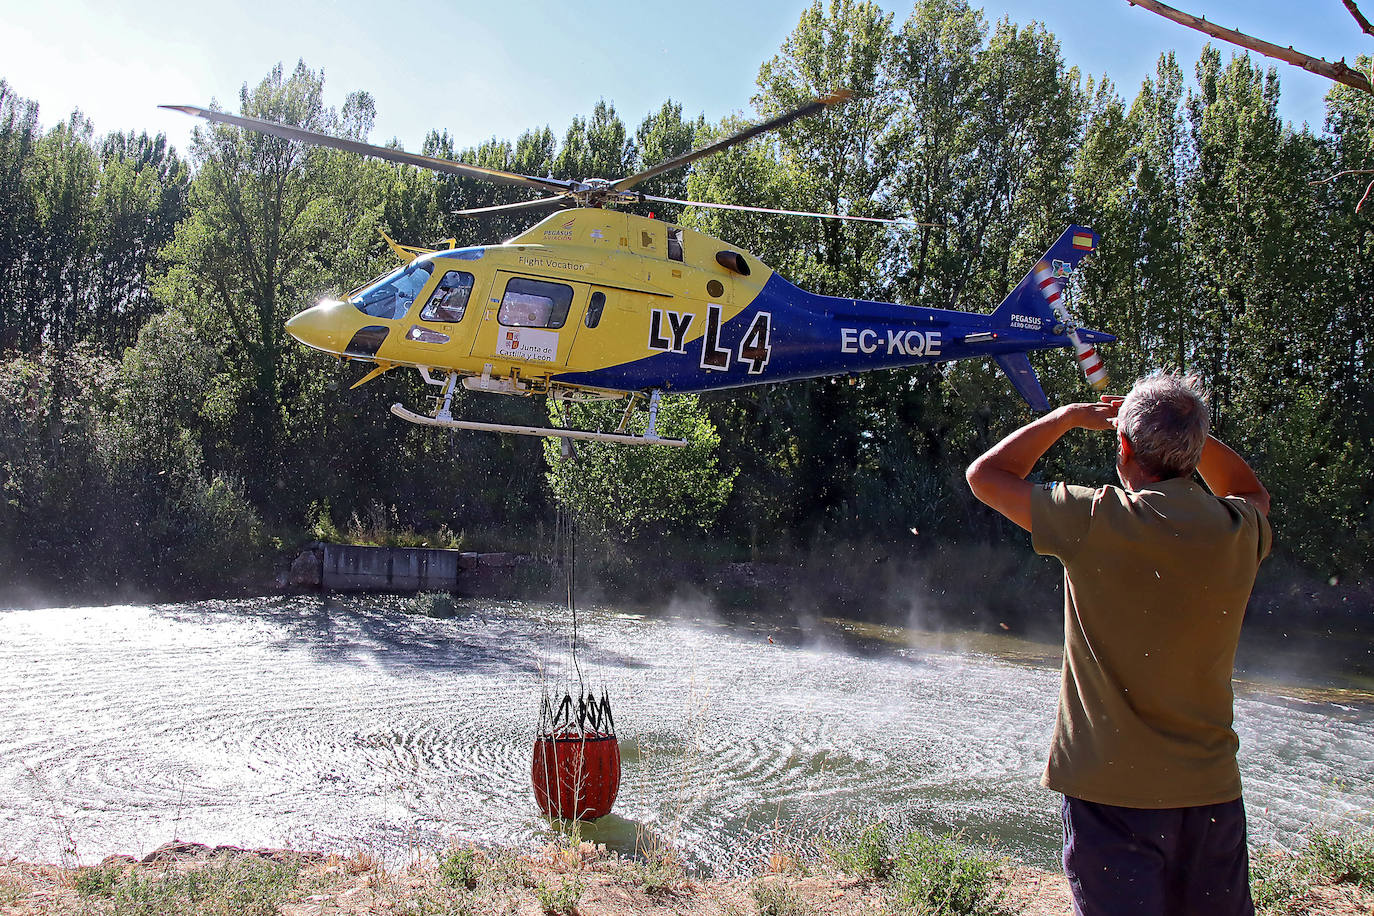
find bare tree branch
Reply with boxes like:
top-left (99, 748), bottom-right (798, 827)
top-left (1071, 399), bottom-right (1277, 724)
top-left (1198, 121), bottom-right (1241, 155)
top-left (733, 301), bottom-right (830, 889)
top-left (1310, 168), bottom-right (1374, 185)
top-left (1341, 0), bottom-right (1374, 39)
top-left (1359, 179), bottom-right (1374, 212)
top-left (1127, 0), bottom-right (1373, 93)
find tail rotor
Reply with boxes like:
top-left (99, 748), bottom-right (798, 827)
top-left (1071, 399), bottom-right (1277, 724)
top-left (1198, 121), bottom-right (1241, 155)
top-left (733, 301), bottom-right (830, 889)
top-left (1030, 259), bottom-right (1109, 391)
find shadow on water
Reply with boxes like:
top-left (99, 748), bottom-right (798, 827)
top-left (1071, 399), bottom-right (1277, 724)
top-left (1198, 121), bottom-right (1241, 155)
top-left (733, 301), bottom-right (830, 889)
top-left (157, 595), bottom-right (663, 678)
top-left (158, 595), bottom-right (551, 677)
top-left (549, 813), bottom-right (648, 856)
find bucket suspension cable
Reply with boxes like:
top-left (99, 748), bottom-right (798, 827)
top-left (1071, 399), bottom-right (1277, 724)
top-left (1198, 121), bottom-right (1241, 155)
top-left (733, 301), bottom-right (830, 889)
top-left (531, 490), bottom-right (621, 822)
top-left (561, 502), bottom-right (585, 698)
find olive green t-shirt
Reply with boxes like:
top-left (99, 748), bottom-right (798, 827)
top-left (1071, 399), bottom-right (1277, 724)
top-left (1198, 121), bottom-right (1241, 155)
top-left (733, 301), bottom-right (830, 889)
top-left (1031, 477), bottom-right (1272, 808)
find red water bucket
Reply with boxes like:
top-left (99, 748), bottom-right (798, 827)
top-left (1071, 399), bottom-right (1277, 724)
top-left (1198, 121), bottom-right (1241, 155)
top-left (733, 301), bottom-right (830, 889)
top-left (531, 731), bottom-right (621, 820)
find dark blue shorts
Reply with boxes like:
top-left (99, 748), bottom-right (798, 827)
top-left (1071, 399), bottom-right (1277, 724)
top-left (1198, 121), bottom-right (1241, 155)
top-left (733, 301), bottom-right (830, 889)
top-left (1062, 795), bottom-right (1253, 916)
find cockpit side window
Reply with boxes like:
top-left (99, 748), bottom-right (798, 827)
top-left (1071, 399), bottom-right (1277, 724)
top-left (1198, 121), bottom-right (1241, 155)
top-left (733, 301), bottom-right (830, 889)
top-left (667, 227), bottom-right (684, 262)
top-left (350, 262), bottom-right (434, 320)
top-left (498, 277), bottom-right (574, 329)
top-left (420, 270), bottom-right (475, 323)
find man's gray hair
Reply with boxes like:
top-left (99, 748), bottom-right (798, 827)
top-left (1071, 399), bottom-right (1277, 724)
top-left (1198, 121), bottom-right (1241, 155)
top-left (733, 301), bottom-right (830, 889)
top-left (1117, 370), bottom-right (1211, 479)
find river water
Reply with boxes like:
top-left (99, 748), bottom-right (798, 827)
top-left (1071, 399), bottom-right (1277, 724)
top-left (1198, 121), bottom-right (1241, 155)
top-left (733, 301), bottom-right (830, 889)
top-left (0, 596), bottom-right (1370, 871)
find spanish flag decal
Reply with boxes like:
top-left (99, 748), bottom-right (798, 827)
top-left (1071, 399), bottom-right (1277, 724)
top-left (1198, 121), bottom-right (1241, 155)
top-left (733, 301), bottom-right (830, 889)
top-left (1072, 233), bottom-right (1094, 250)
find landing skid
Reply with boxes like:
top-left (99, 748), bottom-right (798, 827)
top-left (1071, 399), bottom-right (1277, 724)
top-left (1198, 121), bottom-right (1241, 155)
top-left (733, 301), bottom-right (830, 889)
top-left (389, 404), bottom-right (688, 447)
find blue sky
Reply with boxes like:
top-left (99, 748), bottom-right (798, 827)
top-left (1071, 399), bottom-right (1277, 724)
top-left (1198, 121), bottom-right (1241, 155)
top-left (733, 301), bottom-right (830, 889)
top-left (1, 0), bottom-right (1367, 161)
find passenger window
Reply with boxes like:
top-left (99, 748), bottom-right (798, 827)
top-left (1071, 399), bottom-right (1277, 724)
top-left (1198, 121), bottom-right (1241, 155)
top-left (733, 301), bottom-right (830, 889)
top-left (667, 227), bottom-right (683, 262)
top-left (585, 291), bottom-right (606, 329)
top-left (498, 277), bottom-right (574, 329)
top-left (420, 270), bottom-right (475, 323)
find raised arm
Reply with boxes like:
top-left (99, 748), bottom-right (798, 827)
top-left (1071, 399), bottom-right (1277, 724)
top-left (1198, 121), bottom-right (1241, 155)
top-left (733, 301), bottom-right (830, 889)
top-left (966, 399), bottom-right (1120, 532)
top-left (1195, 435), bottom-right (1270, 516)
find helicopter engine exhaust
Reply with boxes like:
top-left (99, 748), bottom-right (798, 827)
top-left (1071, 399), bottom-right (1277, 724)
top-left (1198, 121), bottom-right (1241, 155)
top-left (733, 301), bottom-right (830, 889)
top-left (715, 250), bottom-right (751, 276)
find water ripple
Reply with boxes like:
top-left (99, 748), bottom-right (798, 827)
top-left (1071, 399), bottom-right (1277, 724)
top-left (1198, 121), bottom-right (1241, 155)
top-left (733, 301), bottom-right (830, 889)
top-left (0, 597), bottom-right (1369, 871)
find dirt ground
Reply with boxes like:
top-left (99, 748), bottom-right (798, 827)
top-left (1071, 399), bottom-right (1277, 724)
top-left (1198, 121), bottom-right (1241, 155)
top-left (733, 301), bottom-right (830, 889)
top-left (0, 841), bottom-right (1370, 915)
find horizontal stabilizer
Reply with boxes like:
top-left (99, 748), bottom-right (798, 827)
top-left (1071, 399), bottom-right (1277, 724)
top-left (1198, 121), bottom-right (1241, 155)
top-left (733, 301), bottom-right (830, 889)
top-left (994, 353), bottom-right (1050, 412)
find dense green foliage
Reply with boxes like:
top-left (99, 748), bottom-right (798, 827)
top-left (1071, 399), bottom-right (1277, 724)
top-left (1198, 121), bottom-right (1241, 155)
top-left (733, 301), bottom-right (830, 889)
top-left (0, 1), bottom-right (1370, 598)
top-left (543, 394), bottom-right (735, 540)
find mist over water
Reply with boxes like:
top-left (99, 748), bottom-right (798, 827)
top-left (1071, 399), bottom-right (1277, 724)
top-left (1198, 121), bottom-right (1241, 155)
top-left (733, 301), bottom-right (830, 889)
top-left (0, 596), bottom-right (1369, 872)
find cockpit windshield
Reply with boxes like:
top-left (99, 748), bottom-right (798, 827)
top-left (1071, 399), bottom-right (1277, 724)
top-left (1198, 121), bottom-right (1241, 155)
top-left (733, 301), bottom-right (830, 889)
top-left (350, 262), bottom-right (434, 320)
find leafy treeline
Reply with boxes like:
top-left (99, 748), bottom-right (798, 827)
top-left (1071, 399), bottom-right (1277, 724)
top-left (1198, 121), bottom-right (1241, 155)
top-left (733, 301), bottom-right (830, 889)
top-left (0, 0), bottom-right (1370, 601)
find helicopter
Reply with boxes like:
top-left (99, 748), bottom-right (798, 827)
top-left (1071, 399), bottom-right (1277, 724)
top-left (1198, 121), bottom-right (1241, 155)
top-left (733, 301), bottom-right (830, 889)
top-left (164, 92), bottom-right (1113, 447)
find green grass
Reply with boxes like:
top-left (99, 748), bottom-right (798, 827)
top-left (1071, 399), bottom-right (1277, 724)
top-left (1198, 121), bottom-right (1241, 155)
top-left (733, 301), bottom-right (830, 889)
top-left (309, 499), bottom-right (463, 550)
top-left (817, 823), bottom-right (1012, 915)
top-left (636, 854), bottom-right (687, 895)
top-left (73, 858), bottom-right (302, 916)
top-left (1251, 849), bottom-right (1307, 915)
top-left (612, 848), bottom-right (687, 896)
top-left (0, 873), bottom-right (24, 906)
top-left (533, 874), bottom-right (584, 915)
top-left (823, 820), bottom-right (894, 881)
top-left (73, 863), bottom-right (123, 898)
top-left (1304, 827), bottom-right (1374, 888)
top-left (751, 878), bottom-right (816, 916)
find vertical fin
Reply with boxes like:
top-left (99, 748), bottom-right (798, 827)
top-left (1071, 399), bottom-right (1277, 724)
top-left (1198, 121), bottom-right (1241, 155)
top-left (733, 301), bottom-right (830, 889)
top-left (991, 226), bottom-right (1108, 391)
top-left (990, 225), bottom-right (1099, 325)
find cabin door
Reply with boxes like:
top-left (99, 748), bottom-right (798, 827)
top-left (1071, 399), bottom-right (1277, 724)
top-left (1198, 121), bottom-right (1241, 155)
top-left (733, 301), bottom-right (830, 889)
top-left (470, 271), bottom-right (588, 369)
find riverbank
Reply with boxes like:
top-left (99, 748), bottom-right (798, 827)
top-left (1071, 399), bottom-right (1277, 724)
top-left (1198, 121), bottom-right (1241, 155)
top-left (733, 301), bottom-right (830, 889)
top-left (3, 828), bottom-right (1372, 916)
top-left (4, 533), bottom-right (1368, 686)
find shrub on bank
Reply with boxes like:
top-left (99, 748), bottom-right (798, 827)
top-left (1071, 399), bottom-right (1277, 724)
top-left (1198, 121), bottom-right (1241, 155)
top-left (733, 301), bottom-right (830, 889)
top-left (888, 832), bottom-right (1011, 916)
top-left (1253, 826), bottom-right (1374, 914)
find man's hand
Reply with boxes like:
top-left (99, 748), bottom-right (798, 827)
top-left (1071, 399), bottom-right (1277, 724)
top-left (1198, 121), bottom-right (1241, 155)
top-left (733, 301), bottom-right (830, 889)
top-left (1069, 396), bottom-right (1123, 431)
top-left (966, 396), bottom-right (1121, 532)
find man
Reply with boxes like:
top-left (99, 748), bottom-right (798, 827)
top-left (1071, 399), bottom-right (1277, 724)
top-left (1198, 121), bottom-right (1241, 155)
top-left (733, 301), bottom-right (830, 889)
top-left (965, 371), bottom-right (1271, 916)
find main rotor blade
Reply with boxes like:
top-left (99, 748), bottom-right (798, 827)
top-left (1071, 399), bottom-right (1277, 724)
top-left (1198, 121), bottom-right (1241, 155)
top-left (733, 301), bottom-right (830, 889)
top-left (161, 105), bottom-right (577, 195)
top-left (452, 196), bottom-right (571, 217)
top-left (611, 89), bottom-right (854, 193)
top-left (642, 195), bottom-right (945, 227)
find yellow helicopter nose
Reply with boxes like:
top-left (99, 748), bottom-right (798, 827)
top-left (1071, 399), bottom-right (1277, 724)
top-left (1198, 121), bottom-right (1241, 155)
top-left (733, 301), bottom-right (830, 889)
top-left (285, 300), bottom-right (353, 353)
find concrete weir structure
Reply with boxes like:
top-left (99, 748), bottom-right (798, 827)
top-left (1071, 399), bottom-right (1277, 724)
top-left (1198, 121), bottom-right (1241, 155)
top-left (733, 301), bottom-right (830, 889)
top-left (286, 543), bottom-right (521, 593)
